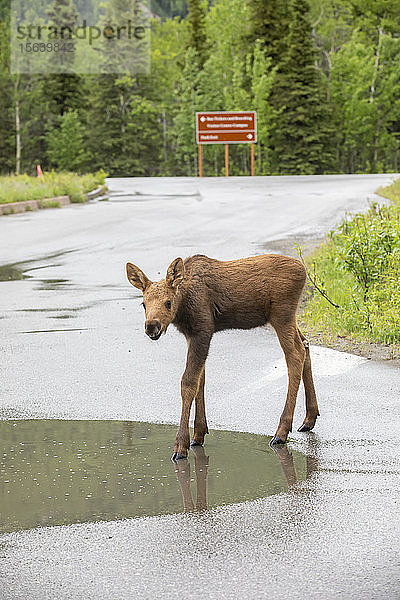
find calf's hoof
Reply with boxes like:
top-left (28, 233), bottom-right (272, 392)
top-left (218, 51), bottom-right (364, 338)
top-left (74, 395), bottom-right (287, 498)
top-left (298, 423), bottom-right (311, 432)
top-left (298, 418), bottom-right (318, 432)
top-left (270, 435), bottom-right (286, 446)
top-left (190, 439), bottom-right (203, 447)
top-left (171, 452), bottom-right (187, 462)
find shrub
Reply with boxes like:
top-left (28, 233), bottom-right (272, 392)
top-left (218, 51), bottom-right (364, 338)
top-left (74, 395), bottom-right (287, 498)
top-left (368, 252), bottom-right (400, 344)
top-left (301, 195), bottom-right (400, 347)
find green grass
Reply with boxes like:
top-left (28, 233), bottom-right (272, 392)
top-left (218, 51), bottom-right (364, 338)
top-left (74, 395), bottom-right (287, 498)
top-left (38, 199), bottom-right (60, 209)
top-left (0, 170), bottom-right (107, 205)
top-left (377, 177), bottom-right (400, 205)
top-left (299, 182), bottom-right (400, 353)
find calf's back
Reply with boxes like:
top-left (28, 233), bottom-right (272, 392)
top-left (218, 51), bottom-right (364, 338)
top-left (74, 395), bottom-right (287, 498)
top-left (175, 254), bottom-right (306, 334)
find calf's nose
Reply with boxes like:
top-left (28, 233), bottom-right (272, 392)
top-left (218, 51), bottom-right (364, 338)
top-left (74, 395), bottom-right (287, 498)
top-left (145, 319), bottom-right (162, 339)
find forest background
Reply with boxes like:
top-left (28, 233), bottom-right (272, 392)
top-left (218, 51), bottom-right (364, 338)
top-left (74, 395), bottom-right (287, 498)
top-left (0, 0), bottom-right (399, 178)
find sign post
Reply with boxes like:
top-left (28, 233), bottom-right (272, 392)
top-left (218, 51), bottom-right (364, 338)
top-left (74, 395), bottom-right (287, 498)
top-left (196, 111), bottom-right (257, 177)
top-left (198, 143), bottom-right (203, 178)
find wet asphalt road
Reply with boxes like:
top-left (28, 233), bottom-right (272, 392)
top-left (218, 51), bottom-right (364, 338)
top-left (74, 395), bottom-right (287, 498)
top-left (0, 175), bottom-right (399, 599)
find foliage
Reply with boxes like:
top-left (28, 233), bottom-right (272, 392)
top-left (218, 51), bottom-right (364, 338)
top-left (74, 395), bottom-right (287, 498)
top-left (173, 47), bottom-right (204, 175)
top-left (86, 73), bottom-right (162, 176)
top-left (244, 0), bottom-right (289, 67)
top-left (272, 0), bottom-right (335, 174)
top-left (0, 171), bottom-right (107, 205)
top-left (331, 206), bottom-right (399, 301)
top-left (377, 177), bottom-right (400, 205)
top-left (1, 0), bottom-right (400, 176)
top-left (311, 0), bottom-right (400, 173)
top-left (368, 253), bottom-right (400, 343)
top-left (151, 0), bottom-right (188, 19)
top-left (42, 0), bottom-right (86, 119)
top-left (0, 19), bottom-right (14, 173)
top-left (301, 187), bottom-right (400, 347)
top-left (46, 110), bottom-right (89, 172)
top-left (187, 0), bottom-right (208, 67)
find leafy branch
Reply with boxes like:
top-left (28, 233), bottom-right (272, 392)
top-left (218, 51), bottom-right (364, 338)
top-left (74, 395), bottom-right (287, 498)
top-left (295, 244), bottom-right (340, 309)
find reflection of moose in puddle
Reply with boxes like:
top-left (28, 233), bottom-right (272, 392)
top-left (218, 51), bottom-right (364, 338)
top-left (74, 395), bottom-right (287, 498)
top-left (174, 446), bottom-right (209, 513)
top-left (0, 420), bottom-right (319, 534)
top-left (174, 442), bottom-right (318, 513)
top-left (272, 444), bottom-right (318, 488)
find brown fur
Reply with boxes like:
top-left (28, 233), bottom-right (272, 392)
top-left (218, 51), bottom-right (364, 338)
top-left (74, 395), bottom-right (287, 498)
top-left (126, 254), bottom-right (319, 459)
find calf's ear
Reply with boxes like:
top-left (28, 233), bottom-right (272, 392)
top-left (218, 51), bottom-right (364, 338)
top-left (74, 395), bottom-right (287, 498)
top-left (166, 257), bottom-right (184, 288)
top-left (126, 262), bottom-right (151, 292)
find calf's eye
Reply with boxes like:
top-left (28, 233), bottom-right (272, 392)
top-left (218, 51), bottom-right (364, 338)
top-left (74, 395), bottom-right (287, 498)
top-left (165, 300), bottom-right (171, 309)
top-left (142, 302), bottom-right (146, 310)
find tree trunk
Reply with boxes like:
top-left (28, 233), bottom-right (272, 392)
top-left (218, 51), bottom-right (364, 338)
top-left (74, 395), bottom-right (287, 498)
top-left (14, 77), bottom-right (21, 175)
top-left (119, 91), bottom-right (127, 134)
top-left (162, 109), bottom-right (167, 162)
top-left (370, 26), bottom-right (384, 104)
top-left (325, 49), bottom-right (332, 102)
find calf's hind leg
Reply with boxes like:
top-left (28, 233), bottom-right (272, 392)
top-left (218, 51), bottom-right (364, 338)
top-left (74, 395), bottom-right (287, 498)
top-left (270, 319), bottom-right (306, 445)
top-left (298, 329), bottom-right (319, 432)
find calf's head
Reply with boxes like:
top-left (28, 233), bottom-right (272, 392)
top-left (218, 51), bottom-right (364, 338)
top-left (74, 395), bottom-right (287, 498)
top-left (126, 258), bottom-right (185, 340)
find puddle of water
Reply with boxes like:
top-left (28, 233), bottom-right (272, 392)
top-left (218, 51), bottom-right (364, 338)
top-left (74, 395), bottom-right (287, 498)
top-left (19, 328), bottom-right (89, 334)
top-left (17, 308), bottom-right (81, 313)
top-left (38, 279), bottom-right (70, 290)
top-left (0, 249), bottom-right (79, 284)
top-left (16, 302), bottom-right (103, 318)
top-left (110, 191), bottom-right (200, 198)
top-left (109, 191), bottom-right (202, 203)
top-left (0, 265), bottom-right (28, 281)
top-left (0, 420), bottom-right (310, 534)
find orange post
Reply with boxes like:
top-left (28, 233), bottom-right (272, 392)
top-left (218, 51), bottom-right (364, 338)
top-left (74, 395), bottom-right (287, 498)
top-left (225, 144), bottom-right (229, 177)
top-left (199, 144), bottom-right (203, 177)
top-left (251, 143), bottom-right (255, 176)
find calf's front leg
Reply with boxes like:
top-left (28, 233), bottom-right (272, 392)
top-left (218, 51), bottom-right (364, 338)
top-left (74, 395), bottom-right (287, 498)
top-left (172, 335), bottom-right (211, 461)
top-left (191, 367), bottom-right (208, 447)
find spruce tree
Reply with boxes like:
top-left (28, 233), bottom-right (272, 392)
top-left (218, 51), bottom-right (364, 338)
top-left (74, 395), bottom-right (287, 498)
top-left (244, 0), bottom-right (290, 67)
top-left (173, 47), bottom-right (204, 175)
top-left (151, 0), bottom-right (188, 19)
top-left (187, 0), bottom-right (208, 67)
top-left (173, 0), bottom-right (208, 173)
top-left (42, 0), bottom-right (85, 119)
top-left (87, 74), bottom-right (161, 176)
top-left (272, 0), bottom-right (336, 174)
top-left (87, 74), bottom-right (134, 175)
top-left (46, 110), bottom-right (89, 171)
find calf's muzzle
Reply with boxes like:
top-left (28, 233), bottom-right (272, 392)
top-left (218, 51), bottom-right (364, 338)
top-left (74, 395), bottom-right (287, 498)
top-left (145, 319), bottom-right (162, 340)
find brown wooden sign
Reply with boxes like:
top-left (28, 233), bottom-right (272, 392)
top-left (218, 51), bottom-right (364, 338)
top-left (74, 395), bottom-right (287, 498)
top-left (196, 111), bottom-right (257, 144)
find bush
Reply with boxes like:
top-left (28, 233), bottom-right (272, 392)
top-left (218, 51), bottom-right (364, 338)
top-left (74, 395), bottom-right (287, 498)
top-left (369, 253), bottom-right (400, 344)
top-left (331, 204), bottom-right (399, 301)
top-left (301, 193), bottom-right (400, 347)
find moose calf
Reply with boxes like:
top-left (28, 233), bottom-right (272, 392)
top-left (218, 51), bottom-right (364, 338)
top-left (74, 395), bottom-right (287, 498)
top-left (126, 254), bottom-right (319, 460)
